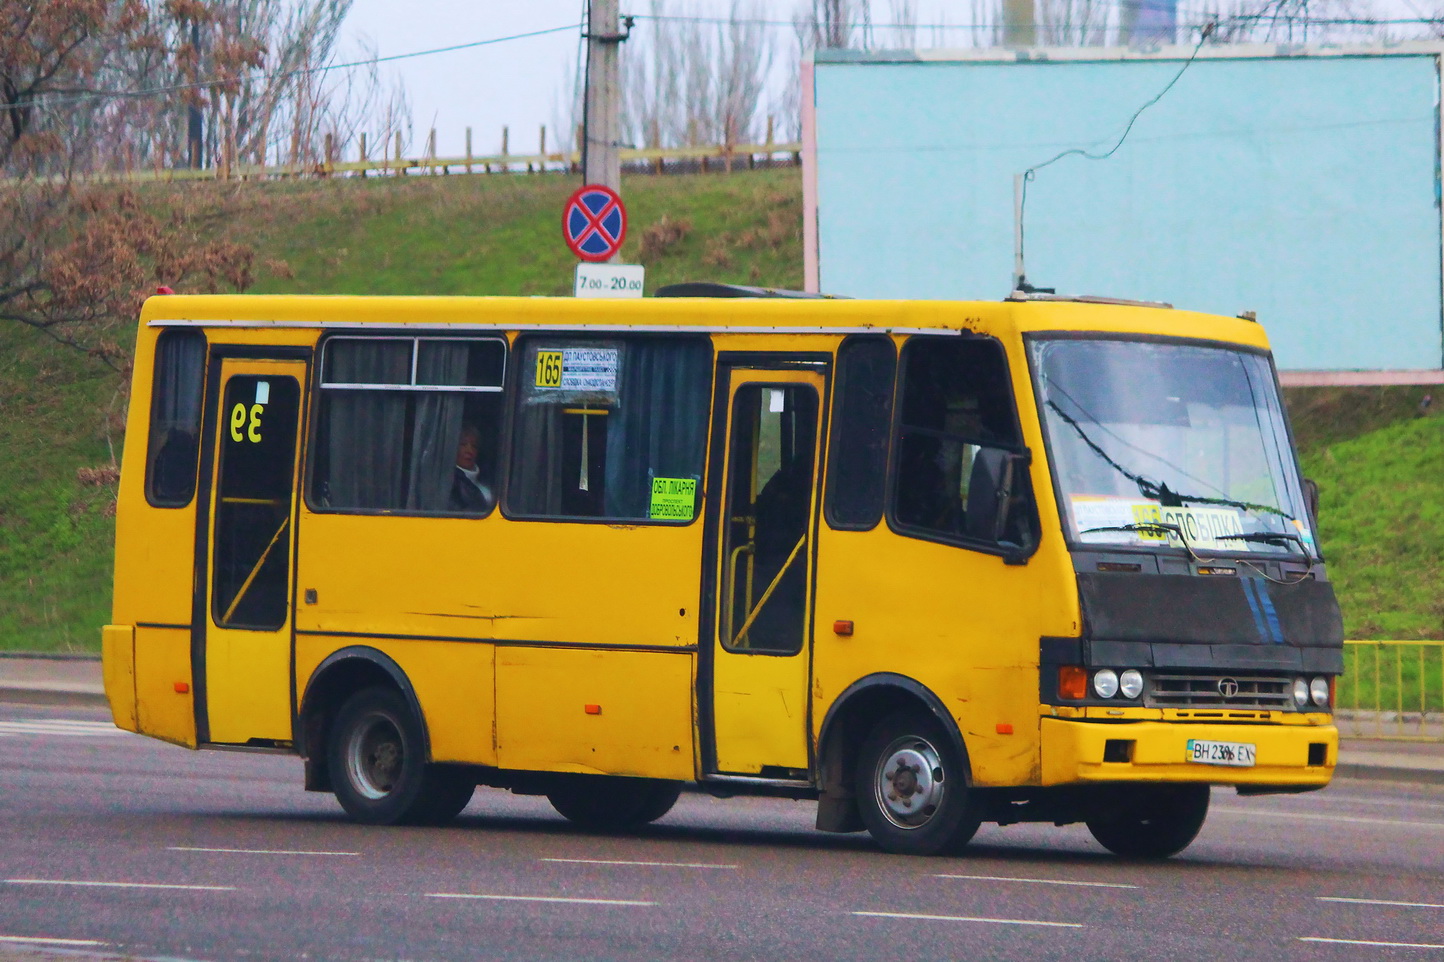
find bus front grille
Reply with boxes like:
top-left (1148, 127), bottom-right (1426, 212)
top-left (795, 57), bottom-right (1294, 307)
top-left (1146, 673), bottom-right (1293, 710)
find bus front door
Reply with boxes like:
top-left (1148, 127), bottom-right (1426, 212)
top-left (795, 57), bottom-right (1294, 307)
top-left (709, 367), bottom-right (824, 776)
top-left (199, 359), bottom-right (305, 745)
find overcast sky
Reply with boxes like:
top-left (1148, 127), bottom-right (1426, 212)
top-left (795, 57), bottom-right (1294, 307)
top-left (337, 1), bottom-right (1005, 158)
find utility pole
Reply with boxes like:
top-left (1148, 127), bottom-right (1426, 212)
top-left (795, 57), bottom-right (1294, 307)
top-left (582, 0), bottom-right (626, 193)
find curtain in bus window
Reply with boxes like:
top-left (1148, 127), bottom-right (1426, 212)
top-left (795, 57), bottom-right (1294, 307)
top-left (510, 337), bottom-right (710, 520)
top-left (603, 339), bottom-right (711, 518)
top-left (405, 342), bottom-right (469, 512)
top-left (323, 342), bottom-right (408, 509)
top-left (147, 330), bottom-right (206, 506)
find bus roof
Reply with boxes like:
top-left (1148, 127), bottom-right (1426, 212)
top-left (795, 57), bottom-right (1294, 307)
top-left (139, 294), bottom-right (1273, 352)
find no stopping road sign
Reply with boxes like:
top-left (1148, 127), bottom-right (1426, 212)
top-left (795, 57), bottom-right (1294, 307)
top-left (563, 184), bottom-right (627, 262)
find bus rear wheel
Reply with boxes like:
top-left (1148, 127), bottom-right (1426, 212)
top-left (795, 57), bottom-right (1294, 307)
top-left (328, 686), bottom-right (475, 826)
top-left (546, 775), bottom-right (682, 831)
top-left (1085, 784), bottom-right (1209, 859)
top-left (854, 709), bottom-right (981, 856)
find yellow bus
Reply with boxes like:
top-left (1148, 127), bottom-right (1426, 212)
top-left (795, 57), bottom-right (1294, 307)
top-left (102, 284), bottom-right (1342, 858)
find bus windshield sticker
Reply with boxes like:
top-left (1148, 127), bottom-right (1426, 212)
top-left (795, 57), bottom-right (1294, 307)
top-left (649, 477), bottom-right (697, 520)
top-left (1072, 496), bottom-right (1252, 550)
top-left (535, 347), bottom-right (619, 393)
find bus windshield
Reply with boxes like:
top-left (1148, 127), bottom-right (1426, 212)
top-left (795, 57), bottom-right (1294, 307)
top-left (1029, 337), bottom-right (1317, 558)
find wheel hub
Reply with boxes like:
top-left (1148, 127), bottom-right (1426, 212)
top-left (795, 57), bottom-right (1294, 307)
top-left (876, 738), bottom-right (945, 829)
top-left (347, 713), bottom-right (403, 800)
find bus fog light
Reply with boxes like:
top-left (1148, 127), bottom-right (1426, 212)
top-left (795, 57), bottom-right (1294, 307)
top-left (1093, 669), bottom-right (1119, 699)
top-left (1118, 669), bottom-right (1144, 699)
top-left (1310, 677), bottom-right (1330, 707)
top-left (1292, 678), bottom-right (1309, 707)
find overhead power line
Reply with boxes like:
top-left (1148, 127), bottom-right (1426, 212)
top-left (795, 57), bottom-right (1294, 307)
top-left (0, 23), bottom-right (581, 113)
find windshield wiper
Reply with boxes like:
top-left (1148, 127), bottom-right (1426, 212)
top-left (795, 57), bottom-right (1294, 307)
top-left (1081, 522), bottom-right (1183, 538)
top-left (1212, 532), bottom-right (1309, 553)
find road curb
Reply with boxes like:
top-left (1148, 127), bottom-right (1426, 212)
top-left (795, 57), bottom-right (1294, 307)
top-left (1334, 761), bottom-right (1444, 787)
top-left (0, 687), bottom-right (108, 709)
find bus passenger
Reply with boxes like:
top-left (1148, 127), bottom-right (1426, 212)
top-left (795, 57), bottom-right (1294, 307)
top-left (450, 424), bottom-right (494, 514)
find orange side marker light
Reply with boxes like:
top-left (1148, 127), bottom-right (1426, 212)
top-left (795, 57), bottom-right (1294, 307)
top-left (996, 723), bottom-right (1014, 735)
top-left (584, 704), bottom-right (602, 715)
top-left (833, 620), bottom-right (854, 636)
top-left (173, 681), bottom-right (190, 694)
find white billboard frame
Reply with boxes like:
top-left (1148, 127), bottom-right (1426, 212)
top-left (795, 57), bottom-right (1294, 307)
top-left (802, 42), bottom-right (1444, 386)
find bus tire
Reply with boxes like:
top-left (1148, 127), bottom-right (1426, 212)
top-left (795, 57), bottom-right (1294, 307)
top-left (854, 708), bottom-right (981, 856)
top-left (1085, 784), bottom-right (1209, 859)
top-left (546, 775), bottom-right (682, 830)
top-left (328, 686), bottom-right (473, 826)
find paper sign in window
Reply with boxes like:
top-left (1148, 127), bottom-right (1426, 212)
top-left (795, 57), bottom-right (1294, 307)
top-left (649, 477), bottom-right (697, 520)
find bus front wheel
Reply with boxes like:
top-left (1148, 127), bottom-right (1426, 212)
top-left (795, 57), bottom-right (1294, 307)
top-left (1085, 784), bottom-right (1209, 859)
top-left (328, 686), bottom-right (475, 826)
top-left (546, 775), bottom-right (682, 831)
top-left (855, 709), bottom-right (981, 856)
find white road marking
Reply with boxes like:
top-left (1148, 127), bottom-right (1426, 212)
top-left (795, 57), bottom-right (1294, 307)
top-left (0, 721), bottom-right (126, 738)
top-left (934, 873), bottom-right (1136, 889)
top-left (0, 936), bottom-right (107, 947)
top-left (426, 893), bottom-right (656, 906)
top-left (1317, 897), bottom-right (1444, 910)
top-left (5, 879), bottom-right (236, 891)
top-left (1312, 795), bottom-right (1444, 812)
top-left (1213, 808), bottom-right (1444, 831)
top-left (540, 858), bottom-right (736, 869)
top-left (853, 911), bottom-right (1082, 928)
top-left (1298, 937), bottom-right (1444, 950)
top-left (168, 846), bottom-right (359, 857)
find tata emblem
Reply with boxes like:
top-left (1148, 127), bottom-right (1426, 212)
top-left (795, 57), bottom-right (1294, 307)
top-left (1218, 677), bottom-right (1240, 699)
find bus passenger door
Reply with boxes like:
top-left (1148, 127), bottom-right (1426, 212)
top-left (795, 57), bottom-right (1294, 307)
top-left (200, 359), bottom-right (305, 745)
top-left (708, 366), bottom-right (825, 776)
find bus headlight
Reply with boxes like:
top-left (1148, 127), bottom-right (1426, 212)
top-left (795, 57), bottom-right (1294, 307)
top-left (1310, 676), bottom-right (1330, 708)
top-left (1118, 669), bottom-right (1144, 699)
top-left (1093, 669), bottom-right (1119, 699)
top-left (1292, 678), bottom-right (1310, 708)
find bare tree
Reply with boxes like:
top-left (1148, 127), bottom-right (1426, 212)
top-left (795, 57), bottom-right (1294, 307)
top-left (1, 0), bottom-right (253, 368)
top-left (622, 0), bottom-right (776, 150)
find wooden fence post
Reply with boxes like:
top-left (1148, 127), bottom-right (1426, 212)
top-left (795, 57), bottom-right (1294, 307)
top-left (466, 127), bottom-right (473, 173)
top-left (575, 124), bottom-right (584, 173)
top-left (359, 132), bottom-right (367, 178)
top-left (395, 131), bottom-right (404, 175)
top-left (427, 128), bottom-right (436, 174)
top-left (502, 125), bottom-right (509, 174)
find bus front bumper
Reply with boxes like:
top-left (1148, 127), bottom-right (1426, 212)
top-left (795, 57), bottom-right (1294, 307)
top-left (1039, 717), bottom-right (1336, 788)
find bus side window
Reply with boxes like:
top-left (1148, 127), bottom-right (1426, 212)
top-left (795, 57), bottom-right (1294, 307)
top-left (310, 336), bottom-right (506, 515)
top-left (146, 330), bottom-right (207, 507)
top-left (890, 336), bottom-right (1023, 545)
top-left (508, 336), bottom-right (711, 522)
top-left (825, 335), bottom-right (896, 530)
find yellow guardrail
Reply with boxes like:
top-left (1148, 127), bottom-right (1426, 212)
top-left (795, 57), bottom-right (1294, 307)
top-left (22, 141), bottom-right (803, 187)
top-left (1337, 640), bottom-right (1444, 741)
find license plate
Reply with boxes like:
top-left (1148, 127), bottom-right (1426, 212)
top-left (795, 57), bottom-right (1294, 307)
top-left (1186, 739), bottom-right (1256, 767)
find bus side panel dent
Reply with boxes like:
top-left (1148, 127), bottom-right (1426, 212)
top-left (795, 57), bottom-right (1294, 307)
top-left (1039, 717), bottom-right (1336, 787)
top-left (496, 648), bottom-right (695, 781)
top-left (133, 626), bottom-right (196, 748)
top-left (101, 625), bottom-right (138, 732)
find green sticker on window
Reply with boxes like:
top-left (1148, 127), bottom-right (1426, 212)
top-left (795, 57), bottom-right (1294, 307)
top-left (649, 477), bottom-right (697, 520)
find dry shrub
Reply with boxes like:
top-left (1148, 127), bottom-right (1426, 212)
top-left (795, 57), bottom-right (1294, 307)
top-left (702, 236), bottom-right (734, 269)
top-left (763, 211), bottom-right (797, 249)
top-left (639, 215), bottom-right (692, 261)
top-left (77, 465), bottom-right (120, 487)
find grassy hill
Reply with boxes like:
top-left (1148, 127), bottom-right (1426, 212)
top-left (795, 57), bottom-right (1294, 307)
top-left (0, 167), bottom-right (1437, 652)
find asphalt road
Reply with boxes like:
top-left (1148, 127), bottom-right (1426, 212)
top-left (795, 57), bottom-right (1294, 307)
top-left (0, 704), bottom-right (1441, 962)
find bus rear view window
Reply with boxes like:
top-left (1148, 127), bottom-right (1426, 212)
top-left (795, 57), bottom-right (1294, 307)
top-left (146, 330), bottom-right (207, 507)
top-left (509, 337), bottom-right (711, 522)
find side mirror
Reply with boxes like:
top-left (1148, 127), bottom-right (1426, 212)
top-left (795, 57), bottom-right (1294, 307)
top-left (966, 446), bottom-right (1033, 559)
top-left (1302, 477), bottom-right (1320, 533)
